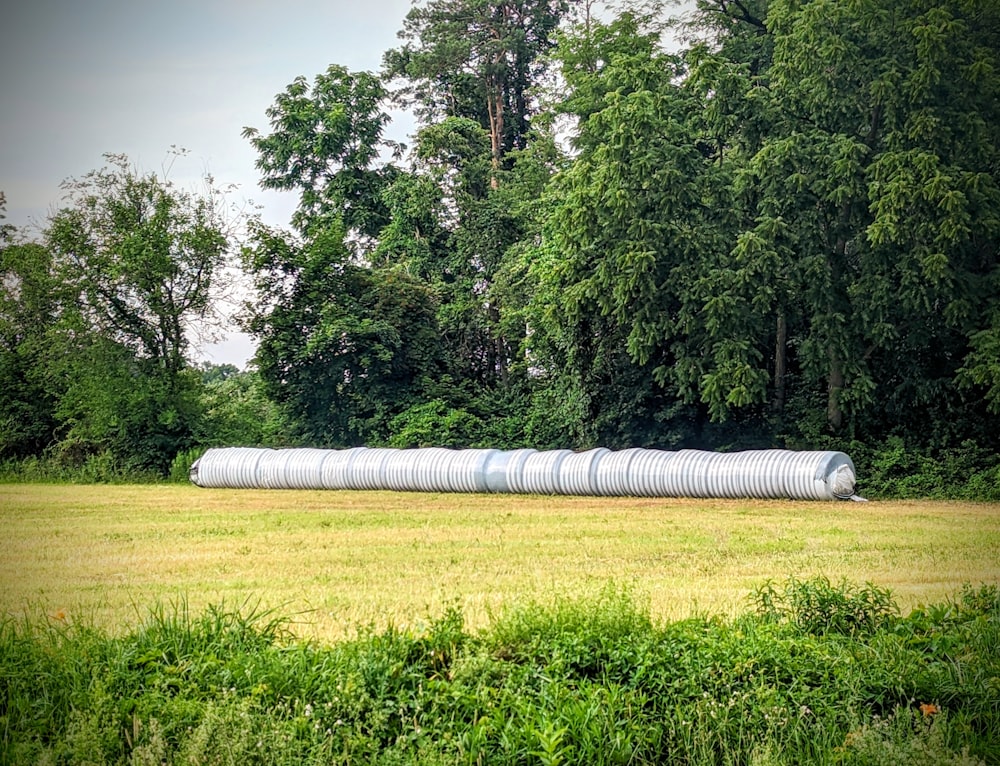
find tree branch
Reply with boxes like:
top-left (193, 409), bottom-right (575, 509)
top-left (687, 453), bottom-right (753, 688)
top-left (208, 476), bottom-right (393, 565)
top-left (705, 0), bottom-right (768, 34)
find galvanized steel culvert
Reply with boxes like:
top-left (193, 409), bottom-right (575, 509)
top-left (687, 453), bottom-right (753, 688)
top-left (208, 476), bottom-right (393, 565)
top-left (190, 447), bottom-right (863, 501)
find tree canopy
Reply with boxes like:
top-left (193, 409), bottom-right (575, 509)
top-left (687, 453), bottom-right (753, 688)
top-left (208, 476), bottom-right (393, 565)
top-left (3, 0), bottom-right (999, 487)
top-left (2, 155), bottom-right (236, 473)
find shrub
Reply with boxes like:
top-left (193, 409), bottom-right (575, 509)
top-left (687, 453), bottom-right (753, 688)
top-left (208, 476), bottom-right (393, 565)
top-left (851, 438), bottom-right (1000, 500)
top-left (386, 399), bottom-right (484, 449)
top-left (0, 451), bottom-right (161, 484)
top-left (839, 708), bottom-right (986, 765)
top-left (2, 580), bottom-right (997, 765)
top-left (168, 447), bottom-right (203, 483)
top-left (750, 576), bottom-right (897, 636)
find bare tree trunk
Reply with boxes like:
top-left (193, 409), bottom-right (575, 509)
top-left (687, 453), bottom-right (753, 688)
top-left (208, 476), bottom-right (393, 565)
top-left (773, 312), bottom-right (787, 416)
top-left (486, 79), bottom-right (503, 189)
top-left (827, 347), bottom-right (844, 431)
top-left (827, 203), bottom-right (852, 432)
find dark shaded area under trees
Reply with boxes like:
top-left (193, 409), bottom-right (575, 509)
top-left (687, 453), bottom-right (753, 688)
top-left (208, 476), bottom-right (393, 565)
top-left (1, 0), bottom-right (998, 497)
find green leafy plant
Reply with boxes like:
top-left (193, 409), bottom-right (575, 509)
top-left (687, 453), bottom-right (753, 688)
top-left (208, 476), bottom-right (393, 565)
top-left (169, 447), bottom-right (203, 483)
top-left (750, 576), bottom-right (897, 636)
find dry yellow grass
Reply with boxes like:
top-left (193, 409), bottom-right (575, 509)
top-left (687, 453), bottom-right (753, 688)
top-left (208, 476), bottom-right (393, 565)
top-left (2, 483), bottom-right (998, 642)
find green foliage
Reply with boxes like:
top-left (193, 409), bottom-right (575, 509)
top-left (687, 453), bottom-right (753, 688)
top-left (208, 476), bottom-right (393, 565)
top-left (48, 340), bottom-right (207, 474)
top-left (9, 0), bottom-right (1000, 475)
top-left (3, 581), bottom-right (998, 764)
top-left (196, 367), bottom-right (292, 448)
top-left (0, 451), bottom-right (163, 484)
top-left (959, 306), bottom-right (1000, 414)
top-left (384, 0), bottom-right (567, 167)
top-left (231, 0), bottom-right (1000, 458)
top-left (750, 576), bottom-right (897, 637)
top-left (372, 171), bottom-right (451, 275)
top-left (47, 152), bottom-right (230, 376)
top-left (168, 447), bottom-right (202, 483)
top-left (0, 452), bottom-right (154, 484)
top-left (521, 0), bottom-right (1000, 449)
top-left (716, 0), bottom-right (1000, 434)
top-left (244, 223), bottom-right (446, 446)
top-left (12, 152), bottom-right (238, 476)
top-left (838, 708), bottom-right (985, 766)
top-left (0, 190), bottom-right (15, 244)
top-left (0, 242), bottom-right (60, 460)
top-left (387, 399), bottom-right (483, 448)
top-left (846, 437), bottom-right (1000, 501)
top-left (243, 65), bottom-right (400, 238)
top-left (483, 583), bottom-right (654, 669)
top-left (524, 9), bottom-right (743, 444)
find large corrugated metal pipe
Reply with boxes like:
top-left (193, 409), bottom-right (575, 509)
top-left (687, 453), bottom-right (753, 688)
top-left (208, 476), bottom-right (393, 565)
top-left (189, 447), bottom-right (865, 501)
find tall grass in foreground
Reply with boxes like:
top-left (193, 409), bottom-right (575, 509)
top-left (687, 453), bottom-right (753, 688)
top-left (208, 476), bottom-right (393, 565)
top-left (2, 578), bottom-right (997, 765)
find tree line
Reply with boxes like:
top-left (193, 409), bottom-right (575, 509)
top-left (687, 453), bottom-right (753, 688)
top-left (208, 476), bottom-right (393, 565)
top-left (2, 0), bottom-right (999, 494)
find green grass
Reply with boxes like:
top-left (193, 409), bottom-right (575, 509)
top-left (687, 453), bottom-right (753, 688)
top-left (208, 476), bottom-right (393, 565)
top-left (2, 484), bottom-right (998, 642)
top-left (1, 580), bottom-right (998, 765)
top-left (2, 485), bottom-right (999, 763)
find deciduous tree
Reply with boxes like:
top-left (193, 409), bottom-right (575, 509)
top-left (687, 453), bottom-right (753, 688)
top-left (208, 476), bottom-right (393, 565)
top-left (243, 222), bottom-right (445, 445)
top-left (701, 0), bottom-right (1000, 437)
top-left (44, 153), bottom-right (232, 471)
top-left (0, 241), bottom-right (60, 458)
top-left (243, 65), bottom-right (401, 241)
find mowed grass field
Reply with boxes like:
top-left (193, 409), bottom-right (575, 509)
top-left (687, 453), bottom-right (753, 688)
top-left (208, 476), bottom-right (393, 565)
top-left (2, 483), bottom-right (998, 642)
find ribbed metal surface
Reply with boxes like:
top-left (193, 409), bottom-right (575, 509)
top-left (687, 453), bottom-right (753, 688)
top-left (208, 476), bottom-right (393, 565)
top-left (509, 449), bottom-right (572, 494)
top-left (448, 448), bottom-right (497, 493)
top-left (494, 449), bottom-right (536, 494)
top-left (283, 448), bottom-right (327, 489)
top-left (624, 449), bottom-right (671, 497)
top-left (257, 449), bottom-right (293, 489)
top-left (190, 446), bottom-right (857, 500)
top-left (381, 449), bottom-right (413, 492)
top-left (558, 448), bottom-right (610, 495)
top-left (320, 447), bottom-right (365, 489)
top-left (409, 447), bottom-right (454, 493)
top-left (348, 448), bottom-right (395, 490)
top-left (190, 446), bottom-right (264, 489)
top-left (593, 448), bottom-right (642, 496)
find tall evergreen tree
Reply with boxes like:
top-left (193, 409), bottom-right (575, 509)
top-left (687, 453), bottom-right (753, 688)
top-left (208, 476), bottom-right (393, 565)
top-left (385, 0), bottom-right (570, 183)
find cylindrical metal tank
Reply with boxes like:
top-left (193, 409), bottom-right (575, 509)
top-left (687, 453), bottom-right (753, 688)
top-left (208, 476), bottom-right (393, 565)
top-left (623, 448), bottom-right (674, 497)
top-left (190, 446), bottom-right (266, 488)
top-left (291, 448), bottom-right (323, 489)
top-left (446, 448), bottom-right (498, 493)
top-left (593, 447), bottom-right (643, 496)
top-left (348, 448), bottom-right (396, 490)
top-left (257, 449), bottom-right (294, 489)
top-left (490, 448), bottom-right (536, 494)
top-left (409, 447), bottom-right (455, 492)
top-left (382, 449), bottom-right (417, 492)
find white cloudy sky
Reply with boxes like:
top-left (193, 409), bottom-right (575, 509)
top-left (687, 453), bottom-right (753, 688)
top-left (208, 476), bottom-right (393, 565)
top-left (1, 0), bottom-right (418, 367)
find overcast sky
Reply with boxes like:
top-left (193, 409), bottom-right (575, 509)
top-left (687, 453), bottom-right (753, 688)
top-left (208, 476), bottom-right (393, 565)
top-left (1, 0), bottom-right (419, 367)
top-left (2, 0), bottom-right (694, 368)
